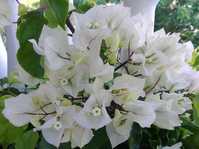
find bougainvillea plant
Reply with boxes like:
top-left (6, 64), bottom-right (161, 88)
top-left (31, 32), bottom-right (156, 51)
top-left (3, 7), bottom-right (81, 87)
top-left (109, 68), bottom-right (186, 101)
top-left (1, 0), bottom-right (199, 149)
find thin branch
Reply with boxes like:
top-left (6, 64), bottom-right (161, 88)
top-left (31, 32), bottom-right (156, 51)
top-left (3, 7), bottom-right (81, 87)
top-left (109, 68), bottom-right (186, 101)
top-left (24, 111), bottom-right (56, 116)
top-left (57, 53), bottom-right (71, 61)
top-left (64, 94), bottom-right (88, 102)
top-left (145, 76), bottom-right (161, 95)
top-left (66, 11), bottom-right (75, 34)
top-left (115, 51), bottom-right (134, 71)
top-left (115, 60), bottom-right (129, 71)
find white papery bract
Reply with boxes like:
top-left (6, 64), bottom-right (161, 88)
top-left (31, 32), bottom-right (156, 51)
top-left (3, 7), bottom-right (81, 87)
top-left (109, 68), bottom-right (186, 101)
top-left (75, 79), bottom-right (112, 129)
top-left (3, 83), bottom-right (61, 127)
top-left (71, 5), bottom-right (131, 50)
top-left (39, 106), bottom-right (94, 148)
top-left (111, 74), bottom-right (145, 105)
top-left (106, 110), bottom-right (133, 148)
top-left (30, 25), bottom-right (70, 70)
top-left (3, 3), bottom-right (198, 149)
top-left (3, 94), bottom-right (35, 127)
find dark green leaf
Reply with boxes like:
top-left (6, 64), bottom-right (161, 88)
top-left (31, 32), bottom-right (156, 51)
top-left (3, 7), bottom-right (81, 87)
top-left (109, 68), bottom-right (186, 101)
top-left (128, 123), bottom-right (142, 149)
top-left (17, 11), bottom-right (46, 44)
top-left (38, 137), bottom-right (55, 149)
top-left (192, 94), bottom-right (199, 125)
top-left (15, 131), bottom-right (39, 149)
top-left (181, 117), bottom-right (199, 133)
top-left (41, 0), bottom-right (68, 29)
top-left (0, 88), bottom-right (20, 97)
top-left (83, 127), bottom-right (111, 149)
top-left (38, 137), bottom-right (71, 149)
top-left (17, 11), bottom-right (46, 78)
top-left (183, 133), bottom-right (199, 149)
top-left (17, 42), bottom-right (44, 79)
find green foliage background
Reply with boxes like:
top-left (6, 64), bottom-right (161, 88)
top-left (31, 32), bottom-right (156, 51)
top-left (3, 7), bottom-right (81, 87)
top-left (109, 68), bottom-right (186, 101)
top-left (155, 0), bottom-right (199, 48)
top-left (1, 0), bottom-right (199, 149)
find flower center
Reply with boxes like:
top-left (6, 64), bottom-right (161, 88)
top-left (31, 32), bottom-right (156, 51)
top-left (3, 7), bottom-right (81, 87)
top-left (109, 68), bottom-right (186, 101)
top-left (54, 121), bottom-right (62, 130)
top-left (60, 79), bottom-right (68, 86)
top-left (91, 106), bottom-right (102, 116)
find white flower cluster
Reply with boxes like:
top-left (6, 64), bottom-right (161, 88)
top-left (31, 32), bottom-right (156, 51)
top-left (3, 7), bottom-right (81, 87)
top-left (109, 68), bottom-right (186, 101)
top-left (3, 4), bottom-right (198, 148)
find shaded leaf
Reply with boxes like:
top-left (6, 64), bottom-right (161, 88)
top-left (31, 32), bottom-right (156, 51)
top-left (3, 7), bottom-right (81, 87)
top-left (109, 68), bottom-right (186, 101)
top-left (15, 131), bottom-right (39, 149)
top-left (17, 11), bottom-right (46, 78)
top-left (83, 127), bottom-right (111, 149)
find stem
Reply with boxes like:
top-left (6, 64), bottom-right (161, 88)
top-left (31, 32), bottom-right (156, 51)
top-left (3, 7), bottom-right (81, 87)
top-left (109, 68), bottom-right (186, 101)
top-left (57, 53), bottom-right (71, 61)
top-left (115, 51), bottom-right (134, 71)
top-left (24, 111), bottom-right (56, 116)
top-left (64, 94), bottom-right (88, 102)
top-left (115, 60), bottom-right (129, 71)
top-left (145, 76), bottom-right (161, 95)
top-left (66, 11), bottom-right (75, 33)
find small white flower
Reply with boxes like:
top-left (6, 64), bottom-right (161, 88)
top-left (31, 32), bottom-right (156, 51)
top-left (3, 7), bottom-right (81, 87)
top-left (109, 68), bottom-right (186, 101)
top-left (75, 79), bottom-right (112, 129)
top-left (91, 106), bottom-right (102, 117)
top-left (60, 78), bottom-right (69, 86)
top-left (54, 121), bottom-right (62, 130)
top-left (75, 94), bottom-right (111, 130)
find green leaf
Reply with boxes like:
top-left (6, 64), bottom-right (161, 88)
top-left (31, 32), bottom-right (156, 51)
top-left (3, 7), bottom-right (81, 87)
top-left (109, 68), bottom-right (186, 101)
top-left (128, 123), bottom-right (142, 149)
top-left (17, 11), bottom-right (46, 78)
top-left (181, 117), bottom-right (199, 133)
top-left (183, 133), bottom-right (199, 149)
top-left (38, 137), bottom-right (71, 149)
top-left (17, 42), bottom-right (44, 79)
top-left (0, 115), bottom-right (27, 145)
top-left (0, 87), bottom-right (20, 97)
top-left (190, 47), bottom-right (199, 70)
top-left (41, 0), bottom-right (68, 29)
top-left (83, 127), bottom-right (111, 149)
top-left (15, 131), bottom-right (39, 149)
top-left (17, 11), bottom-right (46, 44)
top-left (74, 0), bottom-right (96, 12)
top-left (193, 94), bottom-right (199, 125)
